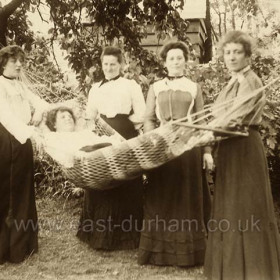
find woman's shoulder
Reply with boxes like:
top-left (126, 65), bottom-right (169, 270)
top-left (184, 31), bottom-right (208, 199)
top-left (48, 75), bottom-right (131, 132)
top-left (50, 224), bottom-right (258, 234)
top-left (244, 69), bottom-right (263, 89)
top-left (0, 76), bottom-right (24, 93)
top-left (245, 69), bottom-right (261, 80)
top-left (119, 76), bottom-right (138, 85)
top-left (118, 77), bottom-right (142, 92)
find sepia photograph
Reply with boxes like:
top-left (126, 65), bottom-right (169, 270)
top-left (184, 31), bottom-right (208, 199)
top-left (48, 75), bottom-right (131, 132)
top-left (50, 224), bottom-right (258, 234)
top-left (0, 0), bottom-right (280, 279)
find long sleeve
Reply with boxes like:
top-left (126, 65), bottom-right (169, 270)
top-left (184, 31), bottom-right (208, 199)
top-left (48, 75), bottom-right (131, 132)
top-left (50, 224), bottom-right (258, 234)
top-left (144, 85), bottom-right (157, 133)
top-left (128, 81), bottom-right (146, 126)
top-left (0, 92), bottom-right (34, 144)
top-left (237, 72), bottom-right (264, 125)
top-left (23, 84), bottom-right (49, 112)
top-left (193, 84), bottom-right (212, 154)
top-left (86, 84), bottom-right (99, 120)
top-left (193, 84), bottom-right (205, 125)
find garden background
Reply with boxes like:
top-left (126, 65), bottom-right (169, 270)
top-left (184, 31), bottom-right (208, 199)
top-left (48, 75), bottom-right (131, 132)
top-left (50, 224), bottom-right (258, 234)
top-left (0, 0), bottom-right (280, 279)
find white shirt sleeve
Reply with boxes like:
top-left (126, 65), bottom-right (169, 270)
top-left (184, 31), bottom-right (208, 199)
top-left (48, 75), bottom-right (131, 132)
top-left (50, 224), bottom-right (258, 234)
top-left (23, 83), bottom-right (49, 112)
top-left (86, 84), bottom-right (99, 120)
top-left (0, 92), bottom-right (34, 144)
top-left (128, 80), bottom-right (146, 126)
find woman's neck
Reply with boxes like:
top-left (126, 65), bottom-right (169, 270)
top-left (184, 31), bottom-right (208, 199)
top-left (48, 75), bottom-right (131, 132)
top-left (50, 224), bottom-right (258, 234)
top-left (232, 65), bottom-right (250, 75)
top-left (2, 74), bottom-right (16, 80)
top-left (104, 74), bottom-right (120, 81)
top-left (167, 74), bottom-right (184, 80)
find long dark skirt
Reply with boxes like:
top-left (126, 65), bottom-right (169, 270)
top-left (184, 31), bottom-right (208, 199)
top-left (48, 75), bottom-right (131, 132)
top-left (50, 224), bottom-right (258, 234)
top-left (138, 147), bottom-right (211, 266)
top-left (77, 114), bottom-right (143, 250)
top-left (0, 124), bottom-right (38, 264)
top-left (204, 129), bottom-right (280, 280)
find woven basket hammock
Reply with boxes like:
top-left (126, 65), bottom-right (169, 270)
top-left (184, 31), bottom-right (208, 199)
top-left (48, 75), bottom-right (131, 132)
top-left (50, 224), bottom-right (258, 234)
top-left (60, 117), bottom-right (206, 190)
top-left (40, 82), bottom-right (274, 190)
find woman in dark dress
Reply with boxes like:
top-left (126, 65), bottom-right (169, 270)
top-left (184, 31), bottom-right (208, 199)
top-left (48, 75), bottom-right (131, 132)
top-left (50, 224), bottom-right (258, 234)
top-left (204, 31), bottom-right (280, 280)
top-left (77, 46), bottom-right (146, 250)
top-left (0, 45), bottom-right (47, 263)
top-left (138, 41), bottom-right (213, 266)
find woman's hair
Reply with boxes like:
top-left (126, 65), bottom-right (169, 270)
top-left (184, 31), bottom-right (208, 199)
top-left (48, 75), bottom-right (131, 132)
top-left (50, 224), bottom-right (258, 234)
top-left (218, 30), bottom-right (254, 57)
top-left (159, 41), bottom-right (189, 61)
top-left (46, 106), bottom-right (76, 132)
top-left (101, 46), bottom-right (123, 64)
top-left (0, 45), bottom-right (25, 75)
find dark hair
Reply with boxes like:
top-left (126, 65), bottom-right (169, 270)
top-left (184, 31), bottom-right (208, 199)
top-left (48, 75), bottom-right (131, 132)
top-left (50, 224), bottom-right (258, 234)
top-left (219, 30), bottom-right (253, 57)
top-left (46, 106), bottom-right (76, 132)
top-left (159, 41), bottom-right (189, 61)
top-left (101, 46), bottom-right (123, 64)
top-left (0, 45), bottom-right (25, 75)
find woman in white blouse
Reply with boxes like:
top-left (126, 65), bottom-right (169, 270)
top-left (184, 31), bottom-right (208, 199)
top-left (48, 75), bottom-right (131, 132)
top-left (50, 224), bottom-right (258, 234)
top-left (0, 45), bottom-right (48, 263)
top-left (77, 46), bottom-right (145, 250)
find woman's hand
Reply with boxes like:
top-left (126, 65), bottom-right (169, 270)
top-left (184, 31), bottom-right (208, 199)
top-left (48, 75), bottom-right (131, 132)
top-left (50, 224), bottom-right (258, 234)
top-left (203, 153), bottom-right (214, 171)
top-left (31, 109), bottom-right (45, 126)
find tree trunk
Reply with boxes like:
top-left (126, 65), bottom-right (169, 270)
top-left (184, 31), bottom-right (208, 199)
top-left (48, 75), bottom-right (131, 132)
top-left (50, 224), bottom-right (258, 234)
top-left (0, 0), bottom-right (24, 47)
top-left (223, 12), bottom-right (227, 34)
top-left (203, 0), bottom-right (213, 63)
top-left (218, 13), bottom-right (222, 37)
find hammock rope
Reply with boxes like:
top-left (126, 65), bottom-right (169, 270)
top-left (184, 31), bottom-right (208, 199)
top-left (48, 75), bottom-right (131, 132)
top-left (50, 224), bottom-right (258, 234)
top-left (27, 72), bottom-right (279, 190)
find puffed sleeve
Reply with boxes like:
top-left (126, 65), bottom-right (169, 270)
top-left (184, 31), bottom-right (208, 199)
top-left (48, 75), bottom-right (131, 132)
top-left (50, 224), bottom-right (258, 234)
top-left (237, 72), bottom-right (264, 125)
top-left (144, 84), bottom-right (157, 133)
top-left (85, 84), bottom-right (99, 120)
top-left (128, 80), bottom-right (146, 127)
top-left (0, 90), bottom-right (34, 144)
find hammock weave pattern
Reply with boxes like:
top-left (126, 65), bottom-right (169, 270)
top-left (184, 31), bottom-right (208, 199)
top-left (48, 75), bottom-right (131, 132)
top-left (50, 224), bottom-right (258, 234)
top-left (39, 79), bottom-right (278, 190)
top-left (62, 119), bottom-right (196, 190)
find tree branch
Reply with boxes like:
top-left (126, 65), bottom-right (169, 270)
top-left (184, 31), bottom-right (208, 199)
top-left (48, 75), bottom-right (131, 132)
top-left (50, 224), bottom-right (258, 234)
top-left (1, 0), bottom-right (24, 18)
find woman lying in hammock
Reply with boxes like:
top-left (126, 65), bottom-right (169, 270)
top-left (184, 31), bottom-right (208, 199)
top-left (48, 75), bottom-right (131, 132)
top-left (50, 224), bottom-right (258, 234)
top-left (43, 106), bottom-right (120, 167)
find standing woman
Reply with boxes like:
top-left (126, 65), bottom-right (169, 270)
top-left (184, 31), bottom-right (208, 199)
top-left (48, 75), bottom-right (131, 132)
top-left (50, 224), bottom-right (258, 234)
top-left (138, 41), bottom-right (213, 266)
top-left (204, 31), bottom-right (280, 280)
top-left (0, 45), bottom-right (47, 263)
top-left (77, 46), bottom-right (146, 250)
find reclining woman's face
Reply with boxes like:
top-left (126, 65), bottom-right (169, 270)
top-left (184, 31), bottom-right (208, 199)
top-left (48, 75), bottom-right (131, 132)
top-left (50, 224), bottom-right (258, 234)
top-left (54, 111), bottom-right (75, 132)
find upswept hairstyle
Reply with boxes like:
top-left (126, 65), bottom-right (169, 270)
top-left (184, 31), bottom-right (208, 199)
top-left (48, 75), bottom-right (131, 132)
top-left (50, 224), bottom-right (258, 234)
top-left (101, 46), bottom-right (123, 64)
top-left (218, 30), bottom-right (254, 57)
top-left (46, 106), bottom-right (76, 132)
top-left (0, 45), bottom-right (25, 75)
top-left (159, 41), bottom-right (189, 61)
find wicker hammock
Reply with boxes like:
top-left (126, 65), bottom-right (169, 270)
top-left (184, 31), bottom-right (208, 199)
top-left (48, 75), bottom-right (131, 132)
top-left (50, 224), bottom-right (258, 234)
top-left (36, 80), bottom-right (277, 190)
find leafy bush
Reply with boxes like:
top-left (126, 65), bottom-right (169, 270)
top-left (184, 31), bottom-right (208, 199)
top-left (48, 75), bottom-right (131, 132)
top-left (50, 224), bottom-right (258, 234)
top-left (26, 37), bottom-right (280, 199)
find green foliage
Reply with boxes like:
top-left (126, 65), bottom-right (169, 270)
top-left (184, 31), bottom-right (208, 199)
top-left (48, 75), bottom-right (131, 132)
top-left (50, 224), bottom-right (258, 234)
top-left (42, 0), bottom-right (192, 93)
top-left (5, 0), bottom-right (280, 198)
top-left (7, 9), bottom-right (34, 49)
top-left (24, 39), bottom-right (85, 198)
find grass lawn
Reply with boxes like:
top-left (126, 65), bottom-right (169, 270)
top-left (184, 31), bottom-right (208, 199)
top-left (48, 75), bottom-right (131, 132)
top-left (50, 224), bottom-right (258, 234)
top-left (0, 197), bottom-right (206, 280)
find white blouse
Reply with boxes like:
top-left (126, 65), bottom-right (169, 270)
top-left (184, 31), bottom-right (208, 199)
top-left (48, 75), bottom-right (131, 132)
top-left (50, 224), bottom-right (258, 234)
top-left (86, 77), bottom-right (146, 126)
top-left (0, 76), bottom-right (48, 144)
top-left (44, 130), bottom-right (119, 167)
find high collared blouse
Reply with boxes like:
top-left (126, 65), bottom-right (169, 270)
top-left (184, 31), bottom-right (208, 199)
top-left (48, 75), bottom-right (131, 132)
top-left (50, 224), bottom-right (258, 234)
top-left (86, 77), bottom-right (146, 126)
top-left (0, 75), bottom-right (48, 144)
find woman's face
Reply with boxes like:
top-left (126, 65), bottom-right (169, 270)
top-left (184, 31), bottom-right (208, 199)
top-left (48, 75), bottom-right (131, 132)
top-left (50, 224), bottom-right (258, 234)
top-left (223, 43), bottom-right (250, 73)
top-left (165, 48), bottom-right (186, 76)
top-left (54, 111), bottom-right (75, 132)
top-left (3, 55), bottom-right (24, 78)
top-left (102, 55), bottom-right (121, 80)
